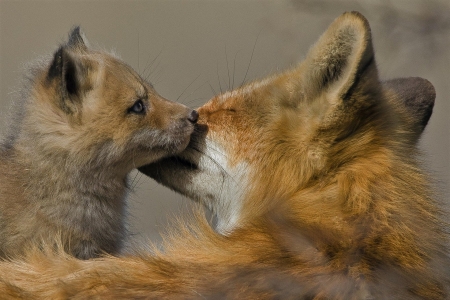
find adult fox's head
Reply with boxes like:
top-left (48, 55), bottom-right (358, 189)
top-left (140, 12), bottom-right (435, 232)
top-left (0, 13), bottom-right (445, 299)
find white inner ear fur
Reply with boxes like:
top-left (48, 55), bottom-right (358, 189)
top-left (189, 139), bottom-right (249, 234)
top-left (327, 28), bottom-right (366, 102)
top-left (299, 14), bottom-right (370, 105)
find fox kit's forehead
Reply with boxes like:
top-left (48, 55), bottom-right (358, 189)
top-left (101, 55), bottom-right (149, 99)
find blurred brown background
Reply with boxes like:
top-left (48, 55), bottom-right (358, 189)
top-left (1, 0), bottom-right (449, 244)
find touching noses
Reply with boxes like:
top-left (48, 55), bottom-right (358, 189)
top-left (188, 109), bottom-right (199, 123)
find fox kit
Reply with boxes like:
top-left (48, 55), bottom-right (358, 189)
top-left (0, 27), bottom-right (198, 259)
top-left (0, 12), bottom-right (448, 299)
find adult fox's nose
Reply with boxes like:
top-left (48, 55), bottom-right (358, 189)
top-left (188, 109), bottom-right (199, 123)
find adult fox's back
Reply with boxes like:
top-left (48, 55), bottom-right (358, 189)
top-left (0, 12), bottom-right (448, 299)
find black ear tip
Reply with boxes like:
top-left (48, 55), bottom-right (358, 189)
top-left (70, 26), bottom-right (81, 36)
top-left (67, 25), bottom-right (87, 49)
top-left (384, 77), bottom-right (436, 131)
top-left (420, 78), bottom-right (436, 103)
top-left (69, 25), bottom-right (81, 36)
top-left (407, 77), bottom-right (436, 108)
top-left (414, 77), bottom-right (435, 128)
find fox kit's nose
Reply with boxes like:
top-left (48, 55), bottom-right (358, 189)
top-left (188, 109), bottom-right (199, 123)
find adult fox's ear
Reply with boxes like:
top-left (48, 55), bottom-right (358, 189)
top-left (383, 77), bottom-right (435, 143)
top-left (299, 11), bottom-right (377, 104)
top-left (67, 26), bottom-right (89, 51)
top-left (47, 46), bottom-right (92, 114)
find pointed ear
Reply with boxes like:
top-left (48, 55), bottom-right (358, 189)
top-left (47, 46), bottom-right (92, 114)
top-left (383, 77), bottom-right (435, 143)
top-left (67, 26), bottom-right (89, 51)
top-left (300, 12), bottom-right (376, 103)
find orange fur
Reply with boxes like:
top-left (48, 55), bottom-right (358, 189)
top-left (0, 12), bottom-right (448, 299)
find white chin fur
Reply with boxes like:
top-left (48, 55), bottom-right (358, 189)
top-left (187, 139), bottom-right (249, 234)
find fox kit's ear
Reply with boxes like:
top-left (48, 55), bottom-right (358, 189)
top-left (300, 11), bottom-right (376, 103)
top-left (383, 77), bottom-right (435, 143)
top-left (67, 26), bottom-right (89, 51)
top-left (47, 46), bottom-right (92, 114)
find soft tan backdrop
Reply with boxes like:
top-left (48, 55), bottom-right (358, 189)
top-left (1, 0), bottom-right (449, 243)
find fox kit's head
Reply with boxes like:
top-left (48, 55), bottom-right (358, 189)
top-left (16, 27), bottom-right (197, 175)
top-left (141, 12), bottom-right (435, 232)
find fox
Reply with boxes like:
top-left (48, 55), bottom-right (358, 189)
top-left (0, 12), bottom-right (448, 299)
top-left (0, 27), bottom-right (198, 259)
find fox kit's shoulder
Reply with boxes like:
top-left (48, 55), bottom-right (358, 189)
top-left (0, 27), bottom-right (197, 259)
top-left (0, 12), bottom-right (447, 299)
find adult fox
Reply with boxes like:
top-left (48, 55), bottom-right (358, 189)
top-left (1, 12), bottom-right (448, 299)
top-left (0, 28), bottom-right (198, 259)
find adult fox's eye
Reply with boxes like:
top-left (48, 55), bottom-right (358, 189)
top-left (128, 99), bottom-right (146, 114)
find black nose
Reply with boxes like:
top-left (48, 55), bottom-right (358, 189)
top-left (188, 109), bottom-right (199, 123)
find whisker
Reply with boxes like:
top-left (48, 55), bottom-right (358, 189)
top-left (144, 61), bottom-right (163, 84)
top-left (208, 82), bottom-right (217, 96)
top-left (225, 45), bottom-right (231, 91)
top-left (189, 145), bottom-right (226, 175)
top-left (184, 98), bottom-right (207, 107)
top-left (130, 170), bottom-right (139, 191)
top-left (130, 147), bottom-right (140, 190)
top-left (177, 74), bottom-right (201, 103)
top-left (240, 31), bottom-right (261, 88)
top-left (146, 68), bottom-right (164, 86)
top-left (136, 172), bottom-right (144, 190)
top-left (180, 80), bottom-right (210, 106)
top-left (232, 50), bottom-right (240, 90)
top-left (188, 141), bottom-right (235, 186)
top-left (216, 60), bottom-right (223, 94)
top-left (142, 49), bottom-right (164, 81)
top-left (137, 31), bottom-right (140, 74)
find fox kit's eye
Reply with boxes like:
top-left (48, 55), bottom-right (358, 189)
top-left (128, 99), bottom-right (146, 115)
